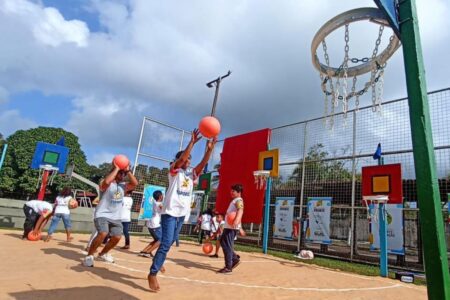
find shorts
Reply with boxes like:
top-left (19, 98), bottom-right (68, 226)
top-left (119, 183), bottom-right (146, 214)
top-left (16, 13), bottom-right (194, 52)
top-left (148, 227), bottom-right (162, 241)
top-left (94, 217), bottom-right (123, 237)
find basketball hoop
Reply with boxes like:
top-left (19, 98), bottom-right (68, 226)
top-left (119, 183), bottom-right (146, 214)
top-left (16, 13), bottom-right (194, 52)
top-left (36, 164), bottom-right (59, 189)
top-left (311, 7), bottom-right (401, 128)
top-left (253, 170), bottom-right (270, 190)
top-left (363, 195), bottom-right (389, 223)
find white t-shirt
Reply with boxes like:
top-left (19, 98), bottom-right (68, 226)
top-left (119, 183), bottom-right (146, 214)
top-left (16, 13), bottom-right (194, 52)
top-left (146, 200), bottom-right (163, 229)
top-left (224, 197), bottom-right (244, 230)
top-left (121, 196), bottom-right (133, 222)
top-left (211, 216), bottom-right (225, 233)
top-left (95, 181), bottom-right (126, 221)
top-left (54, 196), bottom-right (71, 215)
top-left (162, 167), bottom-right (197, 217)
top-left (25, 200), bottom-right (53, 216)
top-left (200, 213), bottom-right (212, 231)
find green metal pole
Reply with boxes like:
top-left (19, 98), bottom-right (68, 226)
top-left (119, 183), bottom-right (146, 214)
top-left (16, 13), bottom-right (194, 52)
top-left (398, 1), bottom-right (450, 299)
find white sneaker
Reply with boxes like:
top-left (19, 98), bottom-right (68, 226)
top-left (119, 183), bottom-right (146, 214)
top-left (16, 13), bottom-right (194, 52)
top-left (83, 255), bottom-right (94, 267)
top-left (98, 253), bottom-right (114, 263)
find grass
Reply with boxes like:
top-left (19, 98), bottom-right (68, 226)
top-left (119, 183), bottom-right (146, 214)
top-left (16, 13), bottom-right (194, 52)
top-left (231, 242), bottom-right (427, 286)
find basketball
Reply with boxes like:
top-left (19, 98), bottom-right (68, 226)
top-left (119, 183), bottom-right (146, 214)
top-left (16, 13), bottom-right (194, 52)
top-left (113, 154), bottom-right (129, 170)
top-left (198, 116), bottom-right (221, 138)
top-left (226, 211), bottom-right (237, 225)
top-left (27, 231), bottom-right (41, 242)
top-left (202, 242), bottom-right (213, 254)
top-left (69, 198), bottom-right (78, 209)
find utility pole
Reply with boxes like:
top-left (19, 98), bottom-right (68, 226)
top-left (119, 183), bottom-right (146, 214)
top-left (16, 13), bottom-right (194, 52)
top-left (206, 70), bottom-right (231, 117)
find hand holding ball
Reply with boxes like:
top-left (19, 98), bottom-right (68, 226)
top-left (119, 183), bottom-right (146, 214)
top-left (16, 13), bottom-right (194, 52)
top-left (69, 198), bottom-right (78, 209)
top-left (226, 211), bottom-right (237, 225)
top-left (199, 116), bottom-right (221, 138)
top-left (27, 231), bottom-right (41, 241)
top-left (113, 154), bottom-right (130, 170)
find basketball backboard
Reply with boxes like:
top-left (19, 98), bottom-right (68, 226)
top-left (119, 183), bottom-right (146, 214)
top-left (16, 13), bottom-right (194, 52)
top-left (362, 163), bottom-right (403, 204)
top-left (374, 0), bottom-right (400, 38)
top-left (31, 142), bottom-right (69, 173)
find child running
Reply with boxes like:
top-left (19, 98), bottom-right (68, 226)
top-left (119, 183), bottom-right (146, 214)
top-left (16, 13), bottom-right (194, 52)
top-left (139, 190), bottom-right (164, 257)
top-left (218, 184), bottom-right (244, 274)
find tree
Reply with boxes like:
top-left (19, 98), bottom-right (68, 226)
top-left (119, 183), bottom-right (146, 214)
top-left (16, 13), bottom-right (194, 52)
top-left (289, 143), bottom-right (352, 185)
top-left (0, 127), bottom-right (92, 198)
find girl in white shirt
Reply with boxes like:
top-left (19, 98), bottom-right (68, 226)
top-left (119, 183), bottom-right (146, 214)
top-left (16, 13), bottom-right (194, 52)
top-left (46, 187), bottom-right (75, 242)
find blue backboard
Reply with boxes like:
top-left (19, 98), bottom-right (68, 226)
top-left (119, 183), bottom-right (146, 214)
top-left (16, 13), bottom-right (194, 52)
top-left (374, 0), bottom-right (400, 38)
top-left (31, 142), bottom-right (70, 173)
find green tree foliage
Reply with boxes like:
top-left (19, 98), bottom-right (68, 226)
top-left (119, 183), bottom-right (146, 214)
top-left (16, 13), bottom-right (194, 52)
top-left (0, 127), bottom-right (92, 198)
top-left (285, 143), bottom-right (352, 188)
top-left (134, 164), bottom-right (169, 192)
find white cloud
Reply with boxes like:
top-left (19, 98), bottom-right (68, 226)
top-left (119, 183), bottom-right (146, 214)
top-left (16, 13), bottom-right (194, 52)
top-left (0, 0), bottom-right (449, 163)
top-left (90, 151), bottom-right (116, 166)
top-left (0, 110), bottom-right (37, 137)
top-left (0, 0), bottom-right (89, 47)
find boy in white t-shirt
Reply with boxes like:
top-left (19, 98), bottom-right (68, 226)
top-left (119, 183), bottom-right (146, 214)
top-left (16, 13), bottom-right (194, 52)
top-left (218, 184), bottom-right (244, 274)
top-left (120, 193), bottom-right (134, 249)
top-left (139, 190), bottom-right (164, 258)
top-left (22, 200), bottom-right (54, 240)
top-left (148, 129), bottom-right (217, 292)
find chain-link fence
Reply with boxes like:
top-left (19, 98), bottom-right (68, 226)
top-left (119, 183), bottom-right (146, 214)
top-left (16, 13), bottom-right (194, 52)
top-left (131, 88), bottom-right (450, 272)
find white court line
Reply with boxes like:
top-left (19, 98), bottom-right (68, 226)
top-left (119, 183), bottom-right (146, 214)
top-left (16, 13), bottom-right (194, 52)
top-left (108, 262), bottom-right (403, 293)
top-left (80, 250), bottom-right (423, 292)
top-left (114, 256), bottom-right (278, 265)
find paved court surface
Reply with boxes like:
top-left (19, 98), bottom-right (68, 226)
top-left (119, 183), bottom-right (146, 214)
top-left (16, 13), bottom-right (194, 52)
top-left (0, 229), bottom-right (427, 299)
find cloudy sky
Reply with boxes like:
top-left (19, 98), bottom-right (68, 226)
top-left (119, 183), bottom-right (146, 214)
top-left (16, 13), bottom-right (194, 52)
top-left (0, 0), bottom-right (449, 166)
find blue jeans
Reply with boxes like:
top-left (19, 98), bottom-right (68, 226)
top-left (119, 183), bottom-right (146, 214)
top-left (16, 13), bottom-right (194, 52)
top-left (48, 213), bottom-right (72, 235)
top-left (150, 214), bottom-right (185, 275)
top-left (122, 222), bottom-right (130, 246)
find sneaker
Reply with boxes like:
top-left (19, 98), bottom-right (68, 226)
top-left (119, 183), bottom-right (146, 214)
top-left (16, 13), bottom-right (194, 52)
top-left (98, 253), bottom-right (114, 263)
top-left (209, 254), bottom-right (219, 258)
top-left (83, 255), bottom-right (94, 267)
top-left (142, 253), bottom-right (152, 258)
top-left (217, 267), bottom-right (232, 274)
top-left (232, 256), bottom-right (241, 270)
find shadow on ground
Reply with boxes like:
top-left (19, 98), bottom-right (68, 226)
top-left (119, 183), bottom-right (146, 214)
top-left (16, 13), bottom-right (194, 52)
top-left (10, 286), bottom-right (140, 300)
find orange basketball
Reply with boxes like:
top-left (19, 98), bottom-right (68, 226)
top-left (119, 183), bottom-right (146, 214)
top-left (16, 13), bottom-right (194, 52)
top-left (113, 154), bottom-right (129, 170)
top-left (27, 231), bottom-right (41, 241)
top-left (202, 242), bottom-right (213, 254)
top-left (226, 211), bottom-right (237, 225)
top-left (198, 116), bottom-right (221, 138)
top-left (69, 198), bottom-right (78, 209)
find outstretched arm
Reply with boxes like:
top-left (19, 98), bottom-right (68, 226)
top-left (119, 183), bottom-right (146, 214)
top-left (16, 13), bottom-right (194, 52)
top-left (194, 137), bottom-right (217, 176)
top-left (172, 129), bottom-right (202, 170)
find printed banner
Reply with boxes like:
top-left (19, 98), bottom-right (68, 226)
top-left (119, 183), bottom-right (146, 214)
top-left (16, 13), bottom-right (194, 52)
top-left (306, 197), bottom-right (332, 244)
top-left (274, 197), bottom-right (295, 240)
top-left (139, 184), bottom-right (166, 220)
top-left (185, 191), bottom-right (204, 224)
top-left (370, 203), bottom-right (405, 255)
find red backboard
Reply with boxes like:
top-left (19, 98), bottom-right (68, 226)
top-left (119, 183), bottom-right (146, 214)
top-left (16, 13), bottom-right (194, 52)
top-left (362, 163), bottom-right (403, 204)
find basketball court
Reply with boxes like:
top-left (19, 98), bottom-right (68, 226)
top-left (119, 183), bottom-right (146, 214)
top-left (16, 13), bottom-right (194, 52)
top-left (0, 229), bottom-right (426, 300)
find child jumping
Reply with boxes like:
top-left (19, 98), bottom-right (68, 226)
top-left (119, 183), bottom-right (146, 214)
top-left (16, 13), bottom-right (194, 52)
top-left (218, 184), bottom-right (244, 274)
